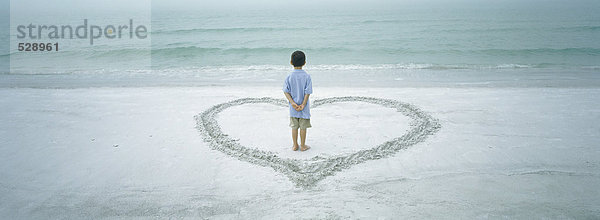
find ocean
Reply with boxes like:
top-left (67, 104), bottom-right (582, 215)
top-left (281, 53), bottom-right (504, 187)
top-left (3, 0), bottom-right (600, 87)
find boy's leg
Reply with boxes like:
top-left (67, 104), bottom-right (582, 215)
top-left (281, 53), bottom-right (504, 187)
top-left (299, 118), bottom-right (311, 151)
top-left (300, 129), bottom-right (310, 151)
top-left (292, 129), bottom-right (299, 150)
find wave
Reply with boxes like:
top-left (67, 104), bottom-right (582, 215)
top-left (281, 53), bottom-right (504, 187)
top-left (6, 62), bottom-right (595, 76)
top-left (6, 45), bottom-right (599, 74)
top-left (360, 18), bottom-right (465, 24)
top-left (401, 48), bottom-right (600, 56)
top-left (556, 25), bottom-right (600, 32)
top-left (361, 19), bottom-right (402, 24)
top-left (148, 46), bottom-right (600, 58)
top-left (6, 46), bottom-right (599, 60)
top-left (150, 46), bottom-right (352, 57)
top-left (474, 48), bottom-right (600, 56)
top-left (148, 63), bottom-right (548, 73)
top-left (435, 27), bottom-right (534, 33)
top-left (313, 63), bottom-right (541, 70)
top-left (152, 27), bottom-right (308, 35)
top-left (7, 46), bottom-right (343, 59)
top-left (419, 25), bottom-right (600, 33)
top-left (581, 66), bottom-right (600, 70)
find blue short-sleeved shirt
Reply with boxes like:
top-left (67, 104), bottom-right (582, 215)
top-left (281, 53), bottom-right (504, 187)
top-left (283, 69), bottom-right (313, 119)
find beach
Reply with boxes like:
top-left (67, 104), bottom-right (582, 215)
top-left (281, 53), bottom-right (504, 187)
top-left (1, 86), bottom-right (599, 218)
top-left (2, 0), bottom-right (600, 218)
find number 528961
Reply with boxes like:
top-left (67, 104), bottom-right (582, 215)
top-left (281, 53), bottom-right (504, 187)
top-left (18, 43), bottom-right (59, 52)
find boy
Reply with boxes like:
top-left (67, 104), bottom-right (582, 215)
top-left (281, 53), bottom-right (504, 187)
top-left (283, 50), bottom-right (313, 151)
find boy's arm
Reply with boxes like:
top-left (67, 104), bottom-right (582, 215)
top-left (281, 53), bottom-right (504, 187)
top-left (298, 94), bottom-right (310, 110)
top-left (284, 92), bottom-right (299, 109)
top-left (298, 75), bottom-right (312, 111)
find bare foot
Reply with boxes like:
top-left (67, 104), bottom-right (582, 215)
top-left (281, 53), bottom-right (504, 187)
top-left (293, 145), bottom-right (299, 151)
top-left (300, 145), bottom-right (310, 151)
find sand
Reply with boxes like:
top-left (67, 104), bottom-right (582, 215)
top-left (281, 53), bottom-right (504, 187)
top-left (196, 96), bottom-right (440, 188)
top-left (1, 86), bottom-right (599, 218)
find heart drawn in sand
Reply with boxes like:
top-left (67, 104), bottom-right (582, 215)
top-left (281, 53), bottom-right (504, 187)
top-left (194, 96), bottom-right (441, 188)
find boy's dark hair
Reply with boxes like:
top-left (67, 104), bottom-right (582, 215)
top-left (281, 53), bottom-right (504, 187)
top-left (291, 50), bottom-right (305, 67)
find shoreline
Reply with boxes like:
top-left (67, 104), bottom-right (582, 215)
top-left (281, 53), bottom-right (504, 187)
top-left (2, 69), bottom-right (600, 89)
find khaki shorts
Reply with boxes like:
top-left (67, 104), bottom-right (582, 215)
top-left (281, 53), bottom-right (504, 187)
top-left (289, 117), bottom-right (312, 129)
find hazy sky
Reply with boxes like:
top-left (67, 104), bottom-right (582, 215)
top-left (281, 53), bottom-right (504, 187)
top-left (9, 0), bottom-right (600, 13)
top-left (11, 0), bottom-right (150, 13)
top-left (11, 0), bottom-right (399, 12)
